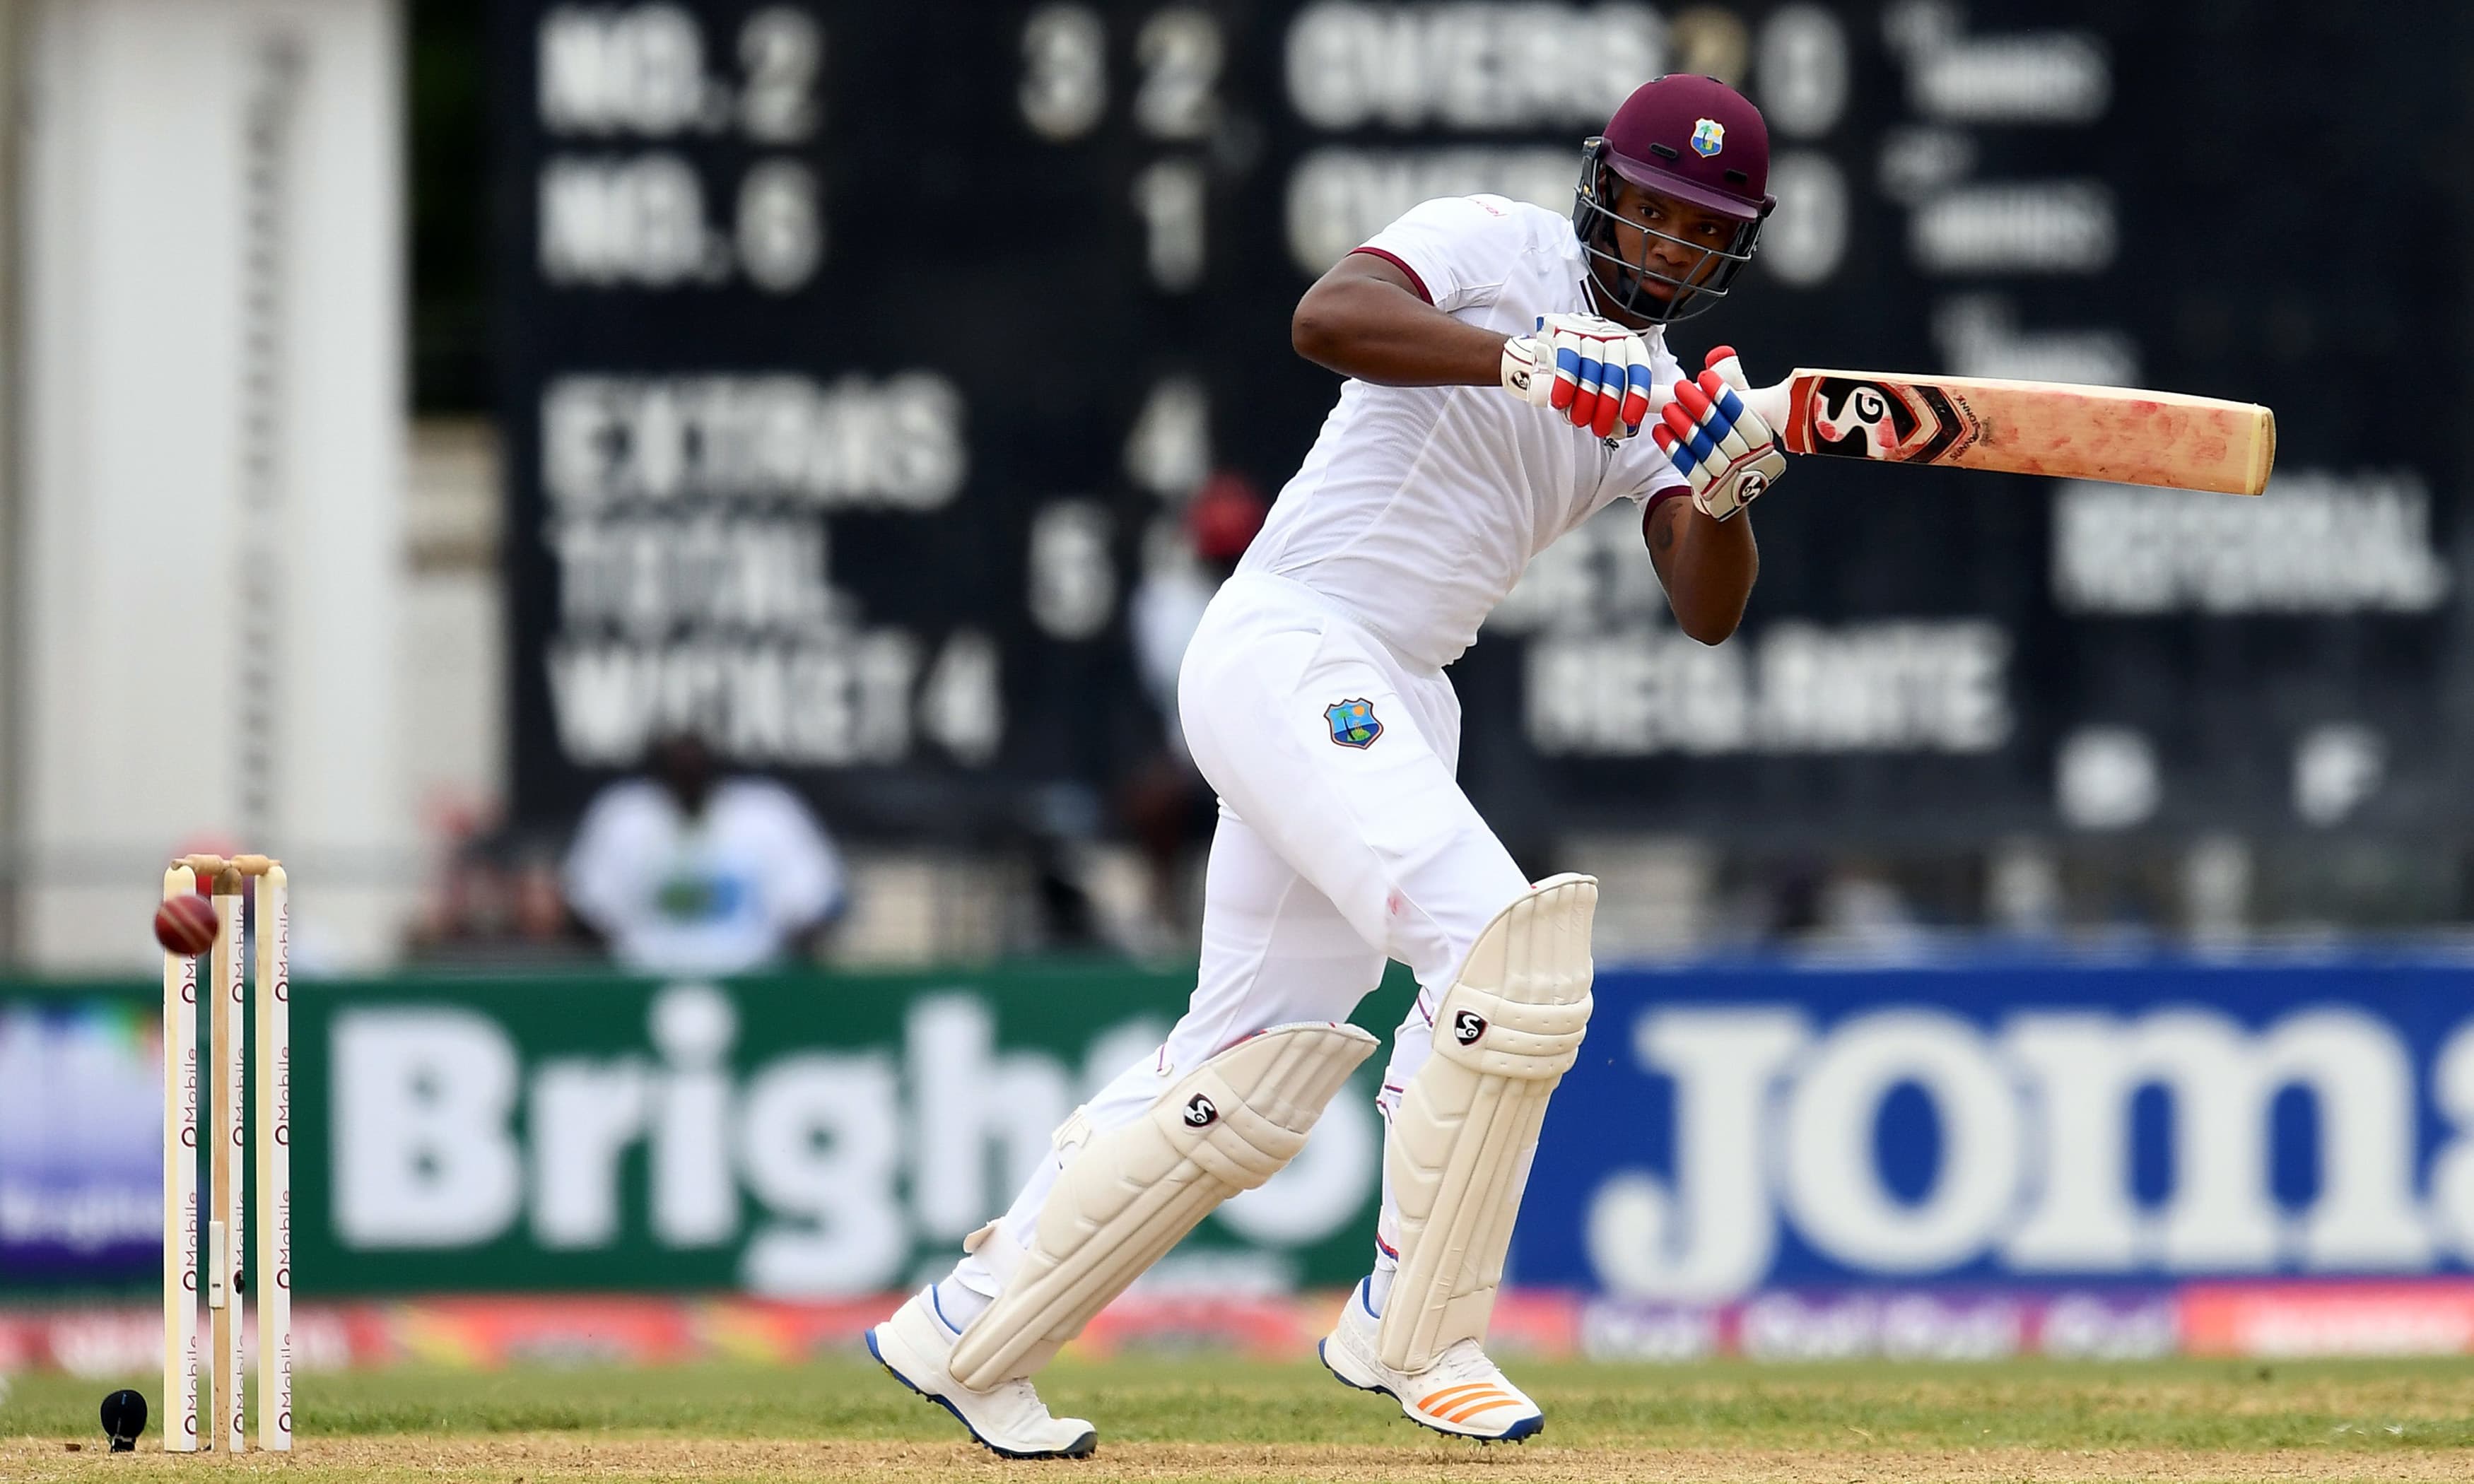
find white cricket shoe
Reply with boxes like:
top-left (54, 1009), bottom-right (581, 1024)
top-left (1318, 1278), bottom-right (1544, 1442)
top-left (866, 1288), bottom-right (1098, 1459)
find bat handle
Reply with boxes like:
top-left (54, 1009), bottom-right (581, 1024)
top-left (1741, 379), bottom-right (1790, 431)
top-left (1641, 377), bottom-right (1794, 437)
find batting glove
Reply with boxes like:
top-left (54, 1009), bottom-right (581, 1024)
top-left (1653, 346), bottom-right (1786, 522)
top-left (1501, 313), bottom-right (1655, 440)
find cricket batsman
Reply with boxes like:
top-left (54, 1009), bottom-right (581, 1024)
top-left (868, 73), bottom-right (1783, 1456)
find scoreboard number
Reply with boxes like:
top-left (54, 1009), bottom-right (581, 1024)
top-left (1130, 160), bottom-right (1207, 291)
top-left (1133, 8), bottom-right (1224, 140)
top-left (736, 159), bottom-right (823, 292)
top-left (738, 6), bottom-right (823, 142)
top-left (1021, 4), bottom-right (1108, 141)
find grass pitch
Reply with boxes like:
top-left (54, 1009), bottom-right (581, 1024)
top-left (4, 1355), bottom-right (2471, 1481)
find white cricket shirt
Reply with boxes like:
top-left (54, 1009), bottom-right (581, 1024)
top-left (1238, 194), bottom-right (1689, 670)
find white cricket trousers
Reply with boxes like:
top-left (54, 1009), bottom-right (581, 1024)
top-left (951, 572), bottom-right (1531, 1298)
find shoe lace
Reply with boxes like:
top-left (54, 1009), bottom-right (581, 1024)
top-left (1417, 1336), bottom-right (1508, 1389)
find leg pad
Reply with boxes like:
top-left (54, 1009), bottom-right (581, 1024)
top-left (949, 1020), bottom-right (1377, 1389)
top-left (1378, 874), bottom-right (1596, 1373)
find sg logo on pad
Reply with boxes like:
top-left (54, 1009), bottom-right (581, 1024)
top-left (1325, 698), bottom-right (1383, 748)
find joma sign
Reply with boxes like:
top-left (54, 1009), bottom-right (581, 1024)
top-left (1528, 966), bottom-right (2474, 1299)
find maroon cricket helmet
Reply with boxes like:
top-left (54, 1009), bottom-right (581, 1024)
top-left (1573, 75), bottom-right (1776, 324)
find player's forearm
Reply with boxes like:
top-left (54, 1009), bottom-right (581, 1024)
top-left (1290, 276), bottom-right (1506, 387)
top-left (1648, 497), bottom-right (1757, 644)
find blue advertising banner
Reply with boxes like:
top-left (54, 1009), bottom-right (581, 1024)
top-left (1523, 958), bottom-right (2474, 1301)
top-left (0, 994), bottom-right (165, 1286)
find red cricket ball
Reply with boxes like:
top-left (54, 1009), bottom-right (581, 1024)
top-left (153, 894), bottom-right (218, 955)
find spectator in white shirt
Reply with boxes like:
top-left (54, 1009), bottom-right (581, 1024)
top-left (563, 734), bottom-right (846, 975)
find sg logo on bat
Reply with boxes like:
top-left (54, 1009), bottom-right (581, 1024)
top-left (1796, 375), bottom-right (1984, 466)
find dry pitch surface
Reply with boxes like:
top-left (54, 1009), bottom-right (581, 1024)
top-left (4, 1356), bottom-right (2471, 1483)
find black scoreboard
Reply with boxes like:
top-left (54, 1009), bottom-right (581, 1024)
top-left (497, 0), bottom-right (2470, 848)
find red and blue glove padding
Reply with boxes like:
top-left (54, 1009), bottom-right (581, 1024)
top-left (1502, 314), bottom-right (1658, 440)
top-left (1648, 346), bottom-right (1786, 522)
top-left (1549, 322), bottom-right (1656, 440)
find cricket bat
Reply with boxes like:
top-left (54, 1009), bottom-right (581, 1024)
top-left (1728, 371), bottom-right (2275, 496)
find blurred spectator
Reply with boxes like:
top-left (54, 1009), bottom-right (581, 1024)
top-left (563, 733), bottom-right (847, 975)
top-left (412, 815), bottom-right (598, 967)
top-left (1120, 471), bottom-right (1270, 932)
top-left (1812, 870), bottom-right (1927, 954)
top-left (1016, 782), bottom-right (1104, 953)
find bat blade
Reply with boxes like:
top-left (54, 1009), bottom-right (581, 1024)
top-left (1737, 371), bottom-right (2275, 496)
